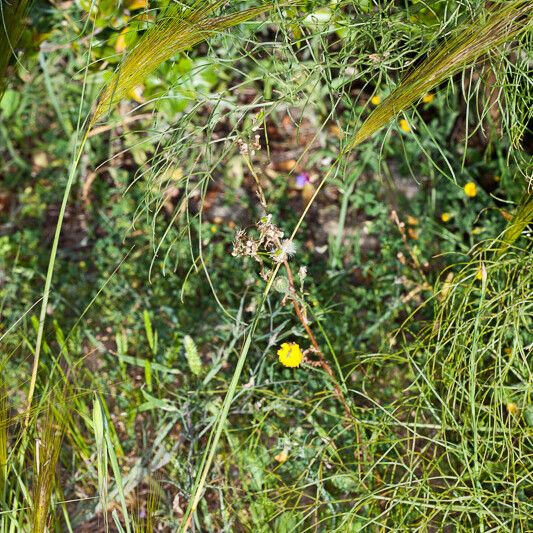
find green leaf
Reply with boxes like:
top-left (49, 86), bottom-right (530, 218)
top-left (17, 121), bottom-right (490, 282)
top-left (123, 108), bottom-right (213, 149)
top-left (0, 89), bottom-right (21, 118)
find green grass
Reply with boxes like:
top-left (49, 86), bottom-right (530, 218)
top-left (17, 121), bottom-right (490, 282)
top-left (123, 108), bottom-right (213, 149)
top-left (0, 0), bottom-right (531, 530)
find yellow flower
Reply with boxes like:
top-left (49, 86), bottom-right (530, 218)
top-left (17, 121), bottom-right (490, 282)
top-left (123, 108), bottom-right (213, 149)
top-left (125, 0), bottom-right (148, 9)
top-left (475, 265), bottom-right (486, 282)
top-left (115, 27), bottom-right (129, 54)
top-left (406, 215), bottom-right (418, 226)
top-left (422, 93), bottom-right (435, 103)
top-left (399, 119), bottom-right (411, 133)
top-left (441, 212), bottom-right (452, 223)
top-left (464, 182), bottom-right (477, 198)
top-left (370, 95), bottom-right (381, 105)
top-left (274, 448), bottom-right (289, 463)
top-left (506, 403), bottom-right (520, 416)
top-left (277, 342), bottom-right (303, 368)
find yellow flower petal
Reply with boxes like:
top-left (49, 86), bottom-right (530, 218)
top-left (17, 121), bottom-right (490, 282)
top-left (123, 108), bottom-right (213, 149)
top-left (370, 95), bottom-right (381, 105)
top-left (399, 119), bottom-right (410, 133)
top-left (464, 182), bottom-right (477, 198)
top-left (125, 0), bottom-right (148, 10)
top-left (440, 212), bottom-right (452, 223)
top-left (274, 449), bottom-right (289, 463)
top-left (506, 403), bottom-right (520, 416)
top-left (422, 93), bottom-right (435, 103)
top-left (277, 342), bottom-right (303, 368)
top-left (115, 27), bottom-right (129, 53)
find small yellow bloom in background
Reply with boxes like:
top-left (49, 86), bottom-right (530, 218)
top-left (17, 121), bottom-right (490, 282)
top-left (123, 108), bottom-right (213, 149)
top-left (464, 182), bottom-right (477, 198)
top-left (115, 28), bottom-right (128, 54)
top-left (441, 212), bottom-right (452, 223)
top-left (210, 225), bottom-right (217, 234)
top-left (475, 264), bottom-right (487, 282)
top-left (504, 347), bottom-right (512, 356)
top-left (277, 342), bottom-right (303, 368)
top-left (399, 119), bottom-right (411, 133)
top-left (494, 175), bottom-right (501, 182)
top-left (407, 228), bottom-right (418, 240)
top-left (274, 448), bottom-right (289, 463)
top-left (406, 215), bottom-right (418, 226)
top-left (370, 95), bottom-right (381, 105)
top-left (125, 0), bottom-right (148, 9)
top-left (472, 226), bottom-right (483, 235)
top-left (506, 403), bottom-right (520, 417)
top-left (422, 93), bottom-right (435, 103)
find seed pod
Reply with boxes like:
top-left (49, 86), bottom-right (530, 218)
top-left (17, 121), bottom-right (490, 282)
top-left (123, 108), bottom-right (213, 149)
top-left (183, 335), bottom-right (201, 376)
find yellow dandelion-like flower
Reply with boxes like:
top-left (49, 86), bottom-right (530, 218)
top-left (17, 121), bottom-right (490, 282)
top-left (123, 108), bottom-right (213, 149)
top-left (399, 119), bottom-right (411, 133)
top-left (464, 182), bottom-right (477, 198)
top-left (441, 212), bottom-right (452, 223)
top-left (277, 342), bottom-right (303, 368)
top-left (370, 95), bottom-right (381, 105)
top-left (506, 403), bottom-right (520, 416)
top-left (406, 215), bottom-right (419, 226)
top-left (422, 93), bottom-right (435, 103)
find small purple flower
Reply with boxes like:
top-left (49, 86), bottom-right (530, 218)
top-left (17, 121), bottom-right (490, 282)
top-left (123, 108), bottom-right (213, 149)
top-left (295, 172), bottom-right (310, 188)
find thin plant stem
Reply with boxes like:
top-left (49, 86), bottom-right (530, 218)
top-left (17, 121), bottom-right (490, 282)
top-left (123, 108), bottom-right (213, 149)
top-left (25, 130), bottom-right (90, 425)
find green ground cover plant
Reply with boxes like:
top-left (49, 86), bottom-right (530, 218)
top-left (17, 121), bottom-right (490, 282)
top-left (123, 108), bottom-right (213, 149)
top-left (0, 0), bottom-right (531, 530)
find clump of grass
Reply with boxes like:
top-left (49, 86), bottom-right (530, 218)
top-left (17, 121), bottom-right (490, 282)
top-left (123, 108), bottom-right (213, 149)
top-left (394, 236), bottom-right (533, 530)
top-left (2, 0), bottom-right (532, 530)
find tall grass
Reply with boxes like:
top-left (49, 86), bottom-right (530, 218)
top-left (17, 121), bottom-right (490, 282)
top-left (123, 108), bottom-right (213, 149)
top-left (4, 0), bottom-right (274, 529)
